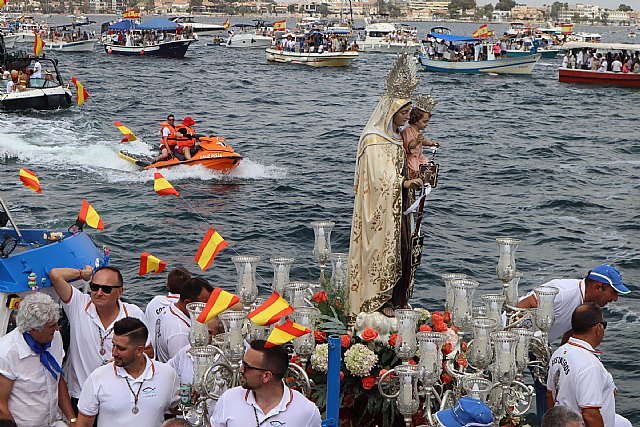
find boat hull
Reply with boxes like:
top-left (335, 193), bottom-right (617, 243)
top-left (558, 68), bottom-right (640, 87)
top-left (418, 54), bottom-right (540, 75)
top-left (2, 34), bottom-right (17, 48)
top-left (104, 39), bottom-right (194, 58)
top-left (226, 35), bottom-right (273, 48)
top-left (266, 48), bottom-right (358, 67)
top-left (0, 87), bottom-right (73, 111)
top-left (507, 49), bottom-right (559, 59)
top-left (359, 42), bottom-right (419, 54)
top-left (45, 39), bottom-right (97, 52)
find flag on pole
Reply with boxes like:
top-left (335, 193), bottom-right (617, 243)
top-left (472, 24), bottom-right (488, 38)
top-left (265, 320), bottom-right (311, 348)
top-left (154, 172), bottom-right (180, 197)
top-left (114, 121), bottom-right (137, 142)
top-left (197, 288), bottom-right (241, 323)
top-left (77, 199), bottom-right (104, 231)
top-left (34, 32), bottom-right (45, 56)
top-left (71, 77), bottom-right (89, 107)
top-left (247, 291), bottom-right (294, 326)
top-left (123, 9), bottom-right (141, 19)
top-left (223, 18), bottom-right (230, 29)
top-left (273, 20), bottom-right (286, 31)
top-left (194, 228), bottom-right (228, 271)
top-left (19, 168), bottom-right (42, 193)
top-left (139, 252), bottom-right (167, 275)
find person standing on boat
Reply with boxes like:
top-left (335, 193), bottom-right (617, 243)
top-left (209, 340), bottom-right (322, 427)
top-left (32, 59), bottom-right (42, 79)
top-left (76, 318), bottom-right (180, 427)
top-left (144, 267), bottom-right (191, 344)
top-left (347, 52), bottom-right (423, 323)
top-left (547, 303), bottom-right (632, 427)
top-left (0, 293), bottom-right (77, 427)
top-left (155, 114), bottom-right (178, 163)
top-left (49, 265), bottom-right (152, 412)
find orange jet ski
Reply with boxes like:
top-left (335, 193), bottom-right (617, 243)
top-left (118, 136), bottom-right (242, 172)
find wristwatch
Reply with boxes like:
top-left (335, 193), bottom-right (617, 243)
top-left (69, 418), bottom-right (77, 423)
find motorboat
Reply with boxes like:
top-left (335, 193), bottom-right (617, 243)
top-left (559, 41), bottom-right (640, 87)
top-left (359, 20), bottom-right (419, 54)
top-left (0, 196), bottom-right (107, 337)
top-left (44, 24), bottom-right (97, 52)
top-left (266, 32), bottom-right (358, 67)
top-left (225, 22), bottom-right (274, 49)
top-left (1, 33), bottom-right (17, 48)
top-left (103, 18), bottom-right (196, 58)
top-left (169, 16), bottom-right (226, 36)
top-left (118, 137), bottom-right (242, 172)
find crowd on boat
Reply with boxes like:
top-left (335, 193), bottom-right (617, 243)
top-left (561, 49), bottom-right (640, 73)
top-left (421, 39), bottom-right (508, 62)
top-left (1, 61), bottom-right (56, 93)
top-left (105, 27), bottom-right (196, 47)
top-left (44, 29), bottom-right (95, 43)
top-left (274, 33), bottom-right (358, 54)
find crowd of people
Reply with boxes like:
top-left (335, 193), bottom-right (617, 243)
top-left (104, 27), bottom-right (196, 47)
top-left (1, 60), bottom-right (57, 94)
top-left (562, 48), bottom-right (640, 73)
top-left (274, 33), bottom-right (357, 54)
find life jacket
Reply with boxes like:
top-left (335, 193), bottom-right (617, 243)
top-left (175, 124), bottom-right (196, 148)
top-left (159, 122), bottom-right (177, 148)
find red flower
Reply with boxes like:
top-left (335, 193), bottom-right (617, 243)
top-left (361, 328), bottom-right (378, 342)
top-left (290, 355), bottom-right (301, 365)
top-left (441, 373), bottom-right (453, 384)
top-left (457, 354), bottom-right (468, 368)
top-left (408, 359), bottom-right (417, 365)
top-left (388, 333), bottom-right (398, 347)
top-left (431, 312), bottom-right (444, 324)
top-left (314, 330), bottom-right (327, 343)
top-left (443, 311), bottom-right (452, 323)
top-left (433, 321), bottom-right (448, 332)
top-left (340, 371), bottom-right (345, 381)
top-left (419, 324), bottom-right (432, 332)
top-left (335, 300), bottom-right (342, 309)
top-left (461, 341), bottom-right (468, 352)
top-left (378, 369), bottom-right (388, 377)
top-left (312, 290), bottom-right (328, 303)
top-left (443, 343), bottom-right (453, 355)
top-left (361, 376), bottom-right (376, 390)
top-left (341, 334), bottom-right (351, 347)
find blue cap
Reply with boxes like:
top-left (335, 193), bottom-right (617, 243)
top-left (587, 264), bottom-right (630, 295)
top-left (435, 397), bottom-right (494, 427)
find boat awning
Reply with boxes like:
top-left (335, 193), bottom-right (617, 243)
top-left (107, 20), bottom-right (137, 31)
top-left (137, 18), bottom-right (179, 31)
top-left (427, 33), bottom-right (479, 43)
top-left (563, 41), bottom-right (640, 51)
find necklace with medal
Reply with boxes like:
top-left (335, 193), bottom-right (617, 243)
top-left (97, 326), bottom-right (113, 356)
top-left (125, 377), bottom-right (144, 414)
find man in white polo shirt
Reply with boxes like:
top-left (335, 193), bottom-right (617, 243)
top-left (210, 339), bottom-right (322, 427)
top-left (76, 318), bottom-right (180, 427)
top-left (155, 277), bottom-right (213, 362)
top-left (547, 303), bottom-right (631, 427)
top-left (145, 267), bottom-right (191, 341)
top-left (49, 265), bottom-right (152, 409)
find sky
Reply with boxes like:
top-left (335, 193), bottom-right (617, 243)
top-left (475, 0), bottom-right (640, 10)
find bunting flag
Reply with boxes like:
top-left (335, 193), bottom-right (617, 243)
top-left (223, 18), bottom-right (230, 29)
top-left (472, 24), bottom-right (488, 39)
top-left (114, 121), bottom-right (137, 142)
top-left (77, 199), bottom-right (104, 231)
top-left (71, 76), bottom-right (89, 107)
top-left (194, 228), bottom-right (228, 271)
top-left (247, 291), bottom-right (294, 326)
top-left (265, 320), bottom-right (311, 348)
top-left (123, 9), bottom-right (141, 19)
top-left (154, 172), bottom-right (180, 197)
top-left (197, 287), bottom-right (241, 323)
top-left (273, 19), bottom-right (286, 31)
top-left (139, 252), bottom-right (167, 275)
top-left (33, 32), bottom-right (45, 56)
top-left (19, 168), bottom-right (42, 193)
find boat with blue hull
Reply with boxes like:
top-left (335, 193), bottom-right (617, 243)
top-left (104, 39), bottom-right (194, 57)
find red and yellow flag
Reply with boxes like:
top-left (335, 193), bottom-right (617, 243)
top-left (19, 168), bottom-right (42, 194)
top-left (123, 9), bottom-right (141, 19)
top-left (154, 172), bottom-right (180, 197)
top-left (247, 291), bottom-right (293, 326)
top-left (472, 24), bottom-right (488, 39)
top-left (223, 18), bottom-right (230, 29)
top-left (77, 199), bottom-right (104, 231)
top-left (33, 31), bottom-right (45, 56)
top-left (139, 252), bottom-right (167, 275)
top-left (265, 320), bottom-right (311, 348)
top-left (114, 121), bottom-right (137, 142)
top-left (197, 287), bottom-right (241, 323)
top-left (71, 76), bottom-right (89, 107)
top-left (194, 228), bottom-right (228, 271)
top-left (273, 20), bottom-right (286, 31)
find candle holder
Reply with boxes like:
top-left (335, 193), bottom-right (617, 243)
top-left (533, 286), bottom-right (559, 334)
top-left (310, 221), bottom-right (334, 283)
top-left (450, 279), bottom-right (479, 333)
top-left (232, 255), bottom-right (261, 309)
top-left (511, 328), bottom-right (534, 375)
top-left (218, 310), bottom-right (246, 366)
top-left (490, 331), bottom-right (518, 385)
top-left (271, 257), bottom-right (294, 296)
top-left (481, 294), bottom-right (506, 332)
top-left (395, 364), bottom-right (420, 427)
top-left (182, 345), bottom-right (223, 426)
top-left (330, 252), bottom-right (349, 292)
top-left (291, 307), bottom-right (321, 365)
top-left (416, 331), bottom-right (446, 386)
top-left (286, 281), bottom-right (311, 309)
top-left (468, 318), bottom-right (496, 370)
top-left (442, 273), bottom-right (467, 313)
top-left (504, 270), bottom-right (523, 308)
top-left (186, 302), bottom-right (209, 347)
top-left (394, 309), bottom-right (421, 364)
top-left (496, 238), bottom-right (520, 284)
top-left (461, 377), bottom-right (493, 402)
top-left (247, 298), bottom-right (270, 342)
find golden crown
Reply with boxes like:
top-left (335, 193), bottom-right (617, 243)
top-left (414, 92), bottom-right (437, 113)
top-left (385, 50), bottom-right (419, 100)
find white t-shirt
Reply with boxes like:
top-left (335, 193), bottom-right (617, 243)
top-left (210, 385), bottom-right (322, 427)
top-left (33, 61), bottom-right (42, 78)
top-left (611, 60), bottom-right (623, 72)
top-left (62, 286), bottom-right (149, 398)
top-left (0, 329), bottom-right (65, 426)
top-left (78, 356), bottom-right (180, 427)
top-left (6, 79), bottom-right (14, 93)
top-left (155, 303), bottom-right (191, 363)
top-left (145, 293), bottom-right (179, 349)
top-left (547, 337), bottom-right (616, 426)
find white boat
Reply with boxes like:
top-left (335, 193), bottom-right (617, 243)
top-left (570, 32), bottom-right (602, 43)
top-left (225, 22), bottom-right (274, 48)
top-left (359, 20), bottom-right (419, 54)
top-left (44, 38), bottom-right (97, 52)
top-left (266, 48), bottom-right (358, 67)
top-left (2, 33), bottom-right (17, 48)
top-left (168, 16), bottom-right (225, 36)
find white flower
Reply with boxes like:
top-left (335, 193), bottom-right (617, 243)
top-left (310, 343), bottom-right (329, 373)
top-left (418, 308), bottom-right (431, 322)
top-left (344, 343), bottom-right (378, 377)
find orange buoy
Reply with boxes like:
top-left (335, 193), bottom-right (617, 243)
top-left (107, 48), bottom-right (113, 54)
top-left (140, 50), bottom-right (145, 55)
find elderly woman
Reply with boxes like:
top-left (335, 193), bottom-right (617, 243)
top-left (0, 293), bottom-right (76, 426)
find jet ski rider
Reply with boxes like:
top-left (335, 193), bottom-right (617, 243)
top-left (175, 116), bottom-right (202, 161)
top-left (154, 114), bottom-right (178, 163)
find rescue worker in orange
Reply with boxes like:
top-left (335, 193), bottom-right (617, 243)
top-left (154, 114), bottom-right (178, 163)
top-left (175, 116), bottom-right (201, 161)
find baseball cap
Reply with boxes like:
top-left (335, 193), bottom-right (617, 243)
top-left (182, 116), bottom-right (196, 126)
top-left (435, 397), bottom-right (494, 427)
top-left (587, 264), bottom-right (629, 295)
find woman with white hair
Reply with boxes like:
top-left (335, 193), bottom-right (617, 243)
top-left (0, 292), bottom-right (77, 426)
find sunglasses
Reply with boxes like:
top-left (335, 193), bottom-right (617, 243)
top-left (592, 321), bottom-right (607, 330)
top-left (241, 360), bottom-right (271, 372)
top-left (89, 282), bottom-right (123, 294)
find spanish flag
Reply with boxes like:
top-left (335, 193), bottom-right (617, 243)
top-left (154, 172), bottom-right (180, 197)
top-left (123, 9), bottom-right (141, 19)
top-left (472, 24), bottom-right (488, 39)
top-left (19, 168), bottom-right (42, 194)
top-left (33, 32), bottom-right (45, 56)
top-left (71, 76), bottom-right (89, 107)
top-left (139, 252), bottom-right (167, 275)
top-left (273, 19), bottom-right (286, 31)
top-left (114, 121), bottom-right (137, 142)
top-left (265, 320), bottom-right (311, 348)
top-left (247, 291), bottom-right (293, 326)
top-left (77, 199), bottom-right (104, 231)
top-left (197, 288), bottom-right (241, 323)
top-left (0, 0), bottom-right (8, 9)
top-left (194, 228), bottom-right (228, 271)
top-left (223, 18), bottom-right (230, 29)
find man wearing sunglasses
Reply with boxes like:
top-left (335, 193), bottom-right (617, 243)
top-left (547, 303), bottom-right (631, 427)
top-left (210, 340), bottom-right (321, 427)
top-left (49, 265), bottom-right (150, 413)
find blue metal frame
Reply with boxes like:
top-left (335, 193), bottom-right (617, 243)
top-left (322, 335), bottom-right (342, 427)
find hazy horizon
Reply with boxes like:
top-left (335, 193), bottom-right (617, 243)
top-left (476, 0), bottom-right (639, 11)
